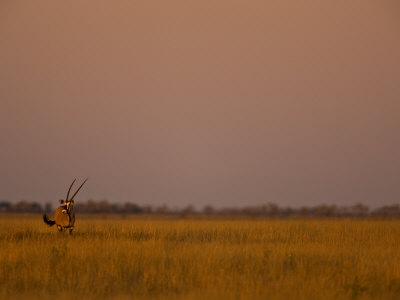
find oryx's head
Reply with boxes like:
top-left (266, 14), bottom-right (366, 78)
top-left (61, 178), bottom-right (88, 214)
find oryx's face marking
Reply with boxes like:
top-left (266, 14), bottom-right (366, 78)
top-left (59, 199), bottom-right (74, 214)
top-left (61, 200), bottom-right (73, 214)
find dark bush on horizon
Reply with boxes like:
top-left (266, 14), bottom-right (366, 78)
top-left (0, 200), bottom-right (399, 217)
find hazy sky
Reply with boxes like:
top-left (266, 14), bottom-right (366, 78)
top-left (1, 0), bottom-right (399, 208)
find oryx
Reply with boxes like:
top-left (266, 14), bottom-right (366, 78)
top-left (43, 178), bottom-right (87, 234)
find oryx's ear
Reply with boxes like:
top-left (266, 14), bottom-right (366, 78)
top-left (59, 199), bottom-right (65, 204)
top-left (70, 200), bottom-right (74, 206)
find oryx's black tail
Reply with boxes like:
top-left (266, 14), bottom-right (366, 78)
top-left (43, 214), bottom-right (55, 226)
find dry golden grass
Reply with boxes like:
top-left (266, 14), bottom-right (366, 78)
top-left (1, 215), bottom-right (400, 299)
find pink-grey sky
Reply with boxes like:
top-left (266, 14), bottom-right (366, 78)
top-left (1, 0), bottom-right (399, 208)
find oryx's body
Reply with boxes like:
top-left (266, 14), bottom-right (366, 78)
top-left (43, 178), bottom-right (87, 234)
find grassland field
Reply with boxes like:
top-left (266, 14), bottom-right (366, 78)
top-left (1, 215), bottom-right (400, 299)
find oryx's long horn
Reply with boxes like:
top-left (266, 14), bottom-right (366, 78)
top-left (69, 178), bottom-right (88, 201)
top-left (66, 179), bottom-right (76, 202)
